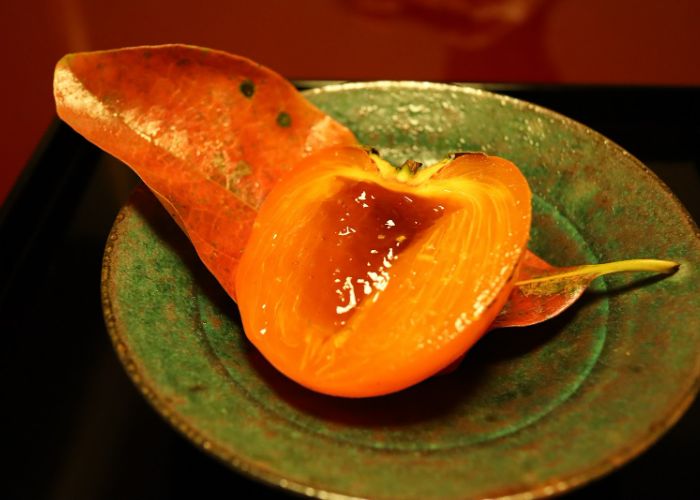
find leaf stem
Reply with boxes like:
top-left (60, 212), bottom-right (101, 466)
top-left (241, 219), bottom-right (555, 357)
top-left (515, 259), bottom-right (680, 286)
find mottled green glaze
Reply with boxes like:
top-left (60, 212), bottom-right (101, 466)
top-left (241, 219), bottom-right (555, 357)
top-left (103, 83), bottom-right (700, 499)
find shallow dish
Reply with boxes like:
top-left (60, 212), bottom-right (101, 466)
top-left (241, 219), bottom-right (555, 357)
top-left (102, 82), bottom-right (700, 499)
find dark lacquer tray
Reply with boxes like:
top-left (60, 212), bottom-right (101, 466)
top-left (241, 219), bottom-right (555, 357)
top-left (1, 85), bottom-right (698, 499)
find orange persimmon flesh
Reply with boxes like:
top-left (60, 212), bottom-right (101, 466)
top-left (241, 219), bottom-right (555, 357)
top-left (236, 146), bottom-right (531, 397)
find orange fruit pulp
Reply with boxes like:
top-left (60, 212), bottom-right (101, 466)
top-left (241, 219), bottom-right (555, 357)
top-left (236, 146), bottom-right (531, 397)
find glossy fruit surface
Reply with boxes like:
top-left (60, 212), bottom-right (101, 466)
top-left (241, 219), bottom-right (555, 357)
top-left (236, 147), bottom-right (531, 397)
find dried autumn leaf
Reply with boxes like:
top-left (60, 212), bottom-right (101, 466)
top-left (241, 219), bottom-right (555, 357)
top-left (438, 252), bottom-right (678, 374)
top-left (53, 44), bottom-right (358, 300)
top-left (493, 250), bottom-right (679, 328)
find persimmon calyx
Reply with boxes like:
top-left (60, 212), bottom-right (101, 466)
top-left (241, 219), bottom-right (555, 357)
top-left (366, 149), bottom-right (490, 188)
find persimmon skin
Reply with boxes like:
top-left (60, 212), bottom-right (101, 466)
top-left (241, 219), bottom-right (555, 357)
top-left (236, 147), bottom-right (531, 397)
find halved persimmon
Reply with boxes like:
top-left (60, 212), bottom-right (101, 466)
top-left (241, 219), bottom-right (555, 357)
top-left (235, 146), bottom-right (532, 397)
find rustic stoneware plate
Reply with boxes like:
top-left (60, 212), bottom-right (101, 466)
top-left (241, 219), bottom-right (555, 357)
top-left (102, 82), bottom-right (700, 499)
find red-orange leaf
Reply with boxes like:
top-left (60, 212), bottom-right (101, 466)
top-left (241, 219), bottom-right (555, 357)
top-left (438, 251), bottom-right (677, 374)
top-left (493, 250), bottom-right (678, 328)
top-left (53, 45), bottom-right (358, 300)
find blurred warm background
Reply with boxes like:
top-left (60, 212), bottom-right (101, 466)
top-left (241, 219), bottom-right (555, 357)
top-left (2, 0), bottom-right (699, 204)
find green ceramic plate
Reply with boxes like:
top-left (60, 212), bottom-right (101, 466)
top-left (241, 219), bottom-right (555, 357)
top-left (102, 82), bottom-right (700, 499)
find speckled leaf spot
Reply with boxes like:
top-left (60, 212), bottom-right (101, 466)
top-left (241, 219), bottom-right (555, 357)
top-left (53, 44), bottom-right (358, 300)
top-left (276, 112), bottom-right (292, 127)
top-left (240, 79), bottom-right (255, 98)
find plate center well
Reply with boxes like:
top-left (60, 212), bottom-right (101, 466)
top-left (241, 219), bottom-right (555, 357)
top-left (197, 194), bottom-right (608, 451)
